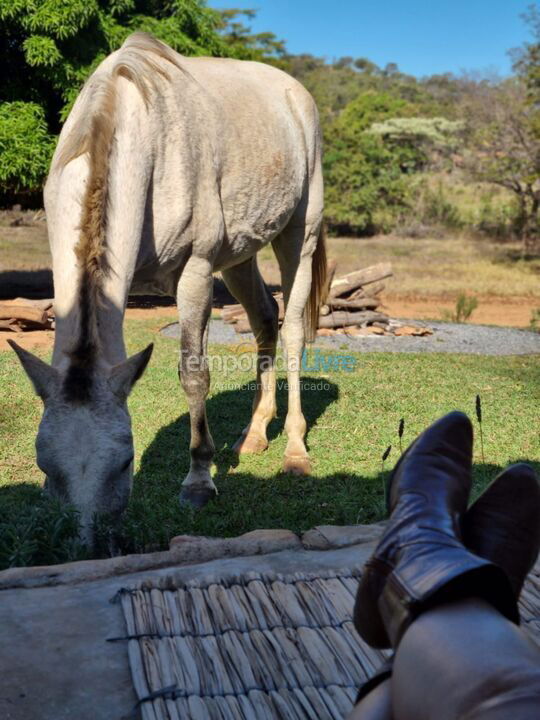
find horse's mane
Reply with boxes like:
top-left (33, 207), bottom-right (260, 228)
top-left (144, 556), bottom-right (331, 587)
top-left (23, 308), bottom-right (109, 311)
top-left (55, 33), bottom-right (182, 400)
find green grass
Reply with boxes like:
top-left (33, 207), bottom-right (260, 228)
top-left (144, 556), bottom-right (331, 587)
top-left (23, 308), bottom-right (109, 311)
top-left (1, 314), bottom-right (539, 568)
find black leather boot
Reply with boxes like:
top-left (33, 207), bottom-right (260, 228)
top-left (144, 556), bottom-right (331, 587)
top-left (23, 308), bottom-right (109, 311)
top-left (354, 411), bottom-right (517, 649)
top-left (463, 462), bottom-right (540, 598)
top-left (354, 460), bottom-right (540, 704)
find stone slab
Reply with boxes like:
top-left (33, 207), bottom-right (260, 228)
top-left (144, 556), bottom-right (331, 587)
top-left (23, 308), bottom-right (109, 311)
top-left (0, 535), bottom-right (378, 720)
top-left (302, 522), bottom-right (386, 550)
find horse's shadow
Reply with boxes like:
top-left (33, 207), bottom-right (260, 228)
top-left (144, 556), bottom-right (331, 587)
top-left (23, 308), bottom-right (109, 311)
top-left (134, 375), bottom-right (339, 486)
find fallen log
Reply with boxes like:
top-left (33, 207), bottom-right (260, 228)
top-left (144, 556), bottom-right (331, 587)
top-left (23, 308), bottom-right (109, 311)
top-left (223, 294), bottom-right (285, 325)
top-left (0, 304), bottom-right (48, 325)
top-left (317, 310), bottom-right (389, 329)
top-left (233, 319), bottom-right (252, 334)
top-left (327, 297), bottom-right (379, 311)
top-left (222, 305), bottom-right (247, 322)
top-left (2, 297), bottom-right (54, 311)
top-left (348, 282), bottom-right (385, 300)
top-left (329, 263), bottom-right (392, 298)
top-left (0, 319), bottom-right (23, 331)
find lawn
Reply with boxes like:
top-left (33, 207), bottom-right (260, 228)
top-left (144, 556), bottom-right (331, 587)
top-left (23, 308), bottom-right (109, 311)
top-left (0, 313), bottom-right (538, 569)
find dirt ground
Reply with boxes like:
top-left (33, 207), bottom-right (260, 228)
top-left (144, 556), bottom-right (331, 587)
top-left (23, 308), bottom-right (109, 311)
top-left (381, 294), bottom-right (537, 327)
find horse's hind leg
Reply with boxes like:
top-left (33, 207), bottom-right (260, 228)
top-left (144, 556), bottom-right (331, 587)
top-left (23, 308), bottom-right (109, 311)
top-left (272, 207), bottom-right (324, 476)
top-left (222, 257), bottom-right (279, 454)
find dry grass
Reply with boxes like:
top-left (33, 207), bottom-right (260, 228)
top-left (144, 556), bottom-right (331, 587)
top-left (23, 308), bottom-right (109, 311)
top-left (1, 211), bottom-right (539, 300)
top-left (258, 235), bottom-right (540, 299)
top-left (0, 212), bottom-right (49, 271)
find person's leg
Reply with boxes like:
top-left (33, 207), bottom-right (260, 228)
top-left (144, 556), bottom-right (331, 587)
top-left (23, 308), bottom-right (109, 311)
top-left (348, 678), bottom-right (393, 720)
top-left (349, 461), bottom-right (540, 718)
top-left (350, 412), bottom-right (539, 719)
top-left (392, 598), bottom-right (540, 720)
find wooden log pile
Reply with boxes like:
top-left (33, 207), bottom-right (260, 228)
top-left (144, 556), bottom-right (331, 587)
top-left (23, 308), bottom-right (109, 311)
top-left (222, 261), bottom-right (432, 337)
top-left (0, 298), bottom-right (54, 332)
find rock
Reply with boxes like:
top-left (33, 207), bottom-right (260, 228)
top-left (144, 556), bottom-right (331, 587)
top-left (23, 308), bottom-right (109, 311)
top-left (338, 325), bottom-right (386, 337)
top-left (394, 325), bottom-right (433, 337)
top-left (169, 528), bottom-right (301, 561)
top-left (349, 326), bottom-right (386, 336)
top-left (302, 523), bottom-right (386, 550)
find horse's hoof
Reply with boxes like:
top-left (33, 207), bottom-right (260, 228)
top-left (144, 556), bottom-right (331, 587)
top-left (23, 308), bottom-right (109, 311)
top-left (179, 486), bottom-right (217, 508)
top-left (233, 432), bottom-right (269, 455)
top-left (283, 454), bottom-right (311, 476)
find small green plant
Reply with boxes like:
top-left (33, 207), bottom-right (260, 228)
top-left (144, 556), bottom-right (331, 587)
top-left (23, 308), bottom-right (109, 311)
top-left (381, 445), bottom-right (392, 508)
top-left (441, 293), bottom-right (479, 323)
top-left (529, 308), bottom-right (540, 333)
top-left (475, 394), bottom-right (485, 465)
top-left (398, 417), bottom-right (405, 454)
top-left (381, 445), bottom-right (392, 473)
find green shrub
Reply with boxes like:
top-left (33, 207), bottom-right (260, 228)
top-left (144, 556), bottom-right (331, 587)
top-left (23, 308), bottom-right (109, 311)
top-left (323, 92), bottom-right (417, 234)
top-left (324, 132), bottom-right (411, 234)
top-left (530, 308), bottom-right (540, 333)
top-left (474, 193), bottom-right (520, 239)
top-left (422, 182), bottom-right (463, 229)
top-left (0, 102), bottom-right (56, 193)
top-left (441, 293), bottom-right (479, 323)
top-left (0, 0), bottom-right (275, 200)
top-left (367, 116), bottom-right (463, 172)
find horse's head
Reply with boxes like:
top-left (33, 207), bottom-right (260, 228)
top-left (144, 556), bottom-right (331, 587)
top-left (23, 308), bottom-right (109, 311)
top-left (9, 341), bottom-right (153, 546)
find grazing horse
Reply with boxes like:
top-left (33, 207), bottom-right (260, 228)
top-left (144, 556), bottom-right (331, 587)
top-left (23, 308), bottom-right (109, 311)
top-left (9, 33), bottom-right (326, 545)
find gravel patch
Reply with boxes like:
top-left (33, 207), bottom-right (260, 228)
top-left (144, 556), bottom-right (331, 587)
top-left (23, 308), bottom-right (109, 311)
top-left (161, 319), bottom-right (540, 356)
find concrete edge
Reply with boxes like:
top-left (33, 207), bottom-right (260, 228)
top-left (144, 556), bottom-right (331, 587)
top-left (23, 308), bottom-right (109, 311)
top-left (0, 524), bottom-right (385, 590)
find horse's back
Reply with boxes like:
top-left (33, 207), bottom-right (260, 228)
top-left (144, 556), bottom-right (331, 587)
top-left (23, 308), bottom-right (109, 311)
top-left (46, 36), bottom-right (322, 280)
top-left (176, 57), bottom-right (321, 261)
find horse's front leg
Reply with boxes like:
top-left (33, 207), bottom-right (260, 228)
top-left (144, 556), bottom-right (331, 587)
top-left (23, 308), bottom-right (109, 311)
top-left (177, 255), bottom-right (216, 507)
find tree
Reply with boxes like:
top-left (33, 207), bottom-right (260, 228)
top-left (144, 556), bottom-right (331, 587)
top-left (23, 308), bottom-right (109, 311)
top-left (323, 92), bottom-right (417, 234)
top-left (462, 80), bottom-right (540, 251)
top-left (215, 8), bottom-right (286, 63)
top-left (367, 117), bottom-right (464, 171)
top-left (512, 3), bottom-right (540, 104)
top-left (0, 1), bottom-right (278, 200)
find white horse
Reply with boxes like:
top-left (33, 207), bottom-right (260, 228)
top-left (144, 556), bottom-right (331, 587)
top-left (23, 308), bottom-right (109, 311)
top-left (10, 33), bottom-right (326, 545)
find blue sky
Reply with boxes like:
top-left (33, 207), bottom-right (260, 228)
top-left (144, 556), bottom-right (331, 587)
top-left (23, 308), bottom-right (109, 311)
top-left (209, 0), bottom-right (533, 77)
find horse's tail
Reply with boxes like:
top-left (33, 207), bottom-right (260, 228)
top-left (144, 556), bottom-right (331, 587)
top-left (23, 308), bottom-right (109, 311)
top-left (305, 223), bottom-right (327, 342)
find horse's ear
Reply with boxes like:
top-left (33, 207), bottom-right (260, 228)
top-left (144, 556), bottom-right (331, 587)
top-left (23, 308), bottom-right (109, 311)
top-left (108, 344), bottom-right (153, 402)
top-left (8, 340), bottom-right (59, 401)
